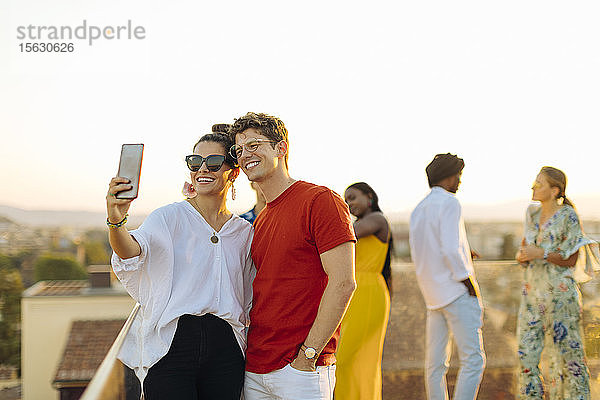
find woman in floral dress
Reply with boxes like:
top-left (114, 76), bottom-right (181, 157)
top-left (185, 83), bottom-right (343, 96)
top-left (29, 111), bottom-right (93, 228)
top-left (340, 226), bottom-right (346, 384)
top-left (516, 166), bottom-right (599, 399)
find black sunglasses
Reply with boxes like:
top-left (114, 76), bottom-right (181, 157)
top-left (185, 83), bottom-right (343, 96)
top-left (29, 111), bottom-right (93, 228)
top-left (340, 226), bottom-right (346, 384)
top-left (185, 154), bottom-right (226, 172)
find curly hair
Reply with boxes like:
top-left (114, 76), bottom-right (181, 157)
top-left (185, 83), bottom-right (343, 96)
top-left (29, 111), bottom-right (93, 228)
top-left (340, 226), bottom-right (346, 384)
top-left (229, 112), bottom-right (289, 167)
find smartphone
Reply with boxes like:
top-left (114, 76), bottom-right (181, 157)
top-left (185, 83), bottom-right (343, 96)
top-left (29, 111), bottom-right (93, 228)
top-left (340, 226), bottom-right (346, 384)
top-left (116, 144), bottom-right (144, 199)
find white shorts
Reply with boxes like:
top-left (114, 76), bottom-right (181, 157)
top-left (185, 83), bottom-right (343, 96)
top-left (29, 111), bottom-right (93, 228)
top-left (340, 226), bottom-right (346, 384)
top-left (244, 363), bottom-right (336, 400)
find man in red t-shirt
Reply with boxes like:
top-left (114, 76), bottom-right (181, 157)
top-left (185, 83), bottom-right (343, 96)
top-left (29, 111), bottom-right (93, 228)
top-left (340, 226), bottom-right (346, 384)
top-left (229, 112), bottom-right (356, 400)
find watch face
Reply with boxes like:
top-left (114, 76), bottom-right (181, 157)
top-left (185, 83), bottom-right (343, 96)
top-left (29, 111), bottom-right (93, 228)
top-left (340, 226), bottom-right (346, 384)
top-left (305, 347), bottom-right (317, 359)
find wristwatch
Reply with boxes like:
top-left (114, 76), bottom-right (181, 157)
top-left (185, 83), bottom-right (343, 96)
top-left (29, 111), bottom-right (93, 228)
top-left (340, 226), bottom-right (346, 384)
top-left (301, 344), bottom-right (317, 359)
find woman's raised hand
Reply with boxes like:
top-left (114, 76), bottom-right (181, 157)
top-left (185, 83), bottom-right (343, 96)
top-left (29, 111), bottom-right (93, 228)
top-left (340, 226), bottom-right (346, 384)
top-left (106, 177), bottom-right (134, 223)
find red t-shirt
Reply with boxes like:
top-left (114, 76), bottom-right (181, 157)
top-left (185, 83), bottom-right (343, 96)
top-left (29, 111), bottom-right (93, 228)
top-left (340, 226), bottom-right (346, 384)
top-left (245, 181), bottom-right (356, 374)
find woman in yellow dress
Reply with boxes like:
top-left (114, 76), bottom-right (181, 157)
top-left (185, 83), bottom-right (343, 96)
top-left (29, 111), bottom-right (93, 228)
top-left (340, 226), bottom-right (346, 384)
top-left (335, 182), bottom-right (392, 400)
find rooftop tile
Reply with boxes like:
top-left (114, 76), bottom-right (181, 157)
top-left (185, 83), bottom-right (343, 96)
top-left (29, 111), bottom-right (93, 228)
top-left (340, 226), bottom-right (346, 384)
top-left (53, 319), bottom-right (126, 385)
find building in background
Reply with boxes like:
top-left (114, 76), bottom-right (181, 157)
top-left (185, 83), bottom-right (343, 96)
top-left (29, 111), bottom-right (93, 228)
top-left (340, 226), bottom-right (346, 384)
top-left (21, 266), bottom-right (135, 400)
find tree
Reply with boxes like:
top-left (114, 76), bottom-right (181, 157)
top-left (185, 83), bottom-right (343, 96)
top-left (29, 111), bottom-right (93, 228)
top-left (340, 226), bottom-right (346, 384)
top-left (33, 254), bottom-right (88, 282)
top-left (0, 254), bottom-right (24, 367)
top-left (84, 241), bottom-right (110, 265)
top-left (0, 254), bottom-right (13, 270)
top-left (8, 250), bottom-right (37, 288)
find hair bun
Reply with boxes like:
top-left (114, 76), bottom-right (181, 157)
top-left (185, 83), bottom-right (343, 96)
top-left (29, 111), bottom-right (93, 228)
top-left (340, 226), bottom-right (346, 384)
top-left (212, 123), bottom-right (231, 134)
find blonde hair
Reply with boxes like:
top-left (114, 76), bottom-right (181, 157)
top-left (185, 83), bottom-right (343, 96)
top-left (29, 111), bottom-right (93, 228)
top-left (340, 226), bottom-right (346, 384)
top-left (539, 166), bottom-right (574, 208)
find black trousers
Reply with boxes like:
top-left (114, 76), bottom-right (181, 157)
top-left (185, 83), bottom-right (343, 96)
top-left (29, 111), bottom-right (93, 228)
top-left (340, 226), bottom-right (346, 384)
top-left (143, 314), bottom-right (245, 400)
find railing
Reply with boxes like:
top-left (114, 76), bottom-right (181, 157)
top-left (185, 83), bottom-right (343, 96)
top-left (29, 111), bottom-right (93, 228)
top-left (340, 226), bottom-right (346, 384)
top-left (80, 303), bottom-right (140, 400)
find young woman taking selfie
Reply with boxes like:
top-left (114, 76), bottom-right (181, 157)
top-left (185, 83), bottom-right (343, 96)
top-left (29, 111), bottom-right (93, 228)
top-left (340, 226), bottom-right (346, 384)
top-left (106, 132), bottom-right (254, 400)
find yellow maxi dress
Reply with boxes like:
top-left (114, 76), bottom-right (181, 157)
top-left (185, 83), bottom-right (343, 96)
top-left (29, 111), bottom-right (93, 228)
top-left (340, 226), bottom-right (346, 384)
top-left (335, 235), bottom-right (391, 400)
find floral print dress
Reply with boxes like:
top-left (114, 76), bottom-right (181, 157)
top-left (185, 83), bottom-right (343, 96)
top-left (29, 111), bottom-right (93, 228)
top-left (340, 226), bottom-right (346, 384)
top-left (517, 204), bottom-right (598, 400)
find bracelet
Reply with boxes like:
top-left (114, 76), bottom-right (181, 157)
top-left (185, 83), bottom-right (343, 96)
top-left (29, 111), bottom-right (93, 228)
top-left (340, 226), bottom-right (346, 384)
top-left (107, 214), bottom-right (128, 228)
top-left (543, 249), bottom-right (549, 260)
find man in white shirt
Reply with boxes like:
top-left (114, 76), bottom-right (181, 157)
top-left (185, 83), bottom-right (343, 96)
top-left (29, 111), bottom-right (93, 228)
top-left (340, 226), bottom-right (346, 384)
top-left (409, 153), bottom-right (485, 400)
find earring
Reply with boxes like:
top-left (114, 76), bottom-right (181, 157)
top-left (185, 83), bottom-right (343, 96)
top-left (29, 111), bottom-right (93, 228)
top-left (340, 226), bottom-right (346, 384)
top-left (231, 182), bottom-right (236, 200)
top-left (182, 182), bottom-right (197, 199)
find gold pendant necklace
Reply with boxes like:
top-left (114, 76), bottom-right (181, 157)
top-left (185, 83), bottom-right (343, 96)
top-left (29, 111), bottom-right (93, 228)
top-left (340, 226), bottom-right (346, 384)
top-left (188, 200), bottom-right (221, 244)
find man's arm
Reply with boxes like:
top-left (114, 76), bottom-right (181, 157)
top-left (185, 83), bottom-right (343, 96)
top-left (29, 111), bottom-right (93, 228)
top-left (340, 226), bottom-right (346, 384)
top-left (439, 199), bottom-right (479, 297)
top-left (290, 241), bottom-right (356, 371)
top-left (439, 200), bottom-right (471, 280)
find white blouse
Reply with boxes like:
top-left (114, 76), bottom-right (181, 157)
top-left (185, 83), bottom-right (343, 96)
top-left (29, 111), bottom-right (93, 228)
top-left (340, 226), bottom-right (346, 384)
top-left (111, 201), bottom-right (255, 384)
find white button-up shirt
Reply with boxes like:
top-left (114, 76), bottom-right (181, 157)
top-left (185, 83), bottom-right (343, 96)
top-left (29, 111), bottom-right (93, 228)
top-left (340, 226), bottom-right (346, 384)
top-left (409, 187), bottom-right (475, 309)
top-left (111, 201), bottom-right (255, 384)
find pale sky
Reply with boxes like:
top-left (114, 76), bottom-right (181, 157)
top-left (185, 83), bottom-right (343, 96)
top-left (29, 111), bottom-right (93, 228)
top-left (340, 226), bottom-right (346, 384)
top-left (1, 0), bottom-right (599, 219)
